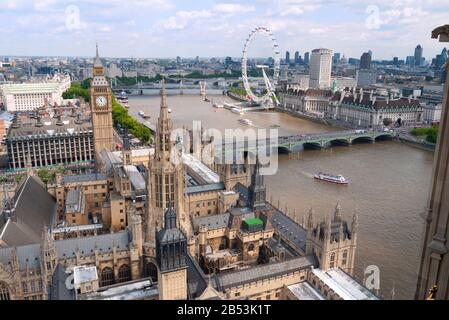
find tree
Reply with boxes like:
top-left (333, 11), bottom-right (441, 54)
top-left (383, 118), bottom-right (392, 127)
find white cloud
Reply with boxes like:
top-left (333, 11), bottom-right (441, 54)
top-left (4, 0), bottom-right (23, 9)
top-left (309, 27), bottom-right (329, 34)
top-left (98, 24), bottom-right (112, 32)
top-left (213, 3), bottom-right (255, 14)
top-left (34, 0), bottom-right (57, 11)
top-left (158, 10), bottom-right (213, 30)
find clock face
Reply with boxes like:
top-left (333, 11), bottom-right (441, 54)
top-left (96, 96), bottom-right (107, 107)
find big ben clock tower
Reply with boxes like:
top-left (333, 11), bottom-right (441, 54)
top-left (90, 44), bottom-right (114, 160)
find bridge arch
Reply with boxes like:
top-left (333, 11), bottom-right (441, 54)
top-left (327, 138), bottom-right (350, 147)
top-left (351, 136), bottom-right (374, 144)
top-left (374, 133), bottom-right (393, 141)
top-left (277, 146), bottom-right (291, 154)
top-left (303, 142), bottom-right (322, 150)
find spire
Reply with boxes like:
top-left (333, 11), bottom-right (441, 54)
top-left (164, 205), bottom-right (177, 230)
top-left (307, 207), bottom-right (314, 229)
top-left (94, 43), bottom-right (102, 67)
top-left (248, 153), bottom-right (266, 210)
top-left (324, 214), bottom-right (332, 241)
top-left (123, 128), bottom-right (131, 151)
top-left (334, 202), bottom-right (341, 220)
top-left (2, 184), bottom-right (15, 220)
top-left (351, 211), bottom-right (358, 234)
top-left (159, 78), bottom-right (169, 118)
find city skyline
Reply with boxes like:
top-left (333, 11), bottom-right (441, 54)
top-left (1, 0), bottom-right (449, 60)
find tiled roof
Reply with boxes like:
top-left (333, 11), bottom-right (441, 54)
top-left (193, 213), bottom-right (230, 231)
top-left (186, 182), bottom-right (225, 194)
top-left (0, 175), bottom-right (57, 247)
top-left (7, 116), bottom-right (92, 140)
top-left (217, 255), bottom-right (318, 289)
top-left (61, 173), bottom-right (107, 184)
top-left (0, 230), bottom-right (132, 269)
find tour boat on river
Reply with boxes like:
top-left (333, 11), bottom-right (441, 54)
top-left (314, 172), bottom-right (349, 184)
top-left (238, 118), bottom-right (253, 125)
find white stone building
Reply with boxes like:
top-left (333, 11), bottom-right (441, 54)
top-left (279, 87), bottom-right (333, 117)
top-left (0, 74), bottom-right (71, 112)
top-left (309, 49), bottom-right (332, 89)
top-left (422, 102), bottom-right (442, 124)
top-left (329, 88), bottom-right (423, 127)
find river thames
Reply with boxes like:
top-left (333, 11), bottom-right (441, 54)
top-left (128, 94), bottom-right (434, 299)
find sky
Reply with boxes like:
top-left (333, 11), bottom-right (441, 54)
top-left (1, 0), bottom-right (448, 60)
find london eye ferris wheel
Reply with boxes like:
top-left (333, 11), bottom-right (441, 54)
top-left (241, 26), bottom-right (281, 106)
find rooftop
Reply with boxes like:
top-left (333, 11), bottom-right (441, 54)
top-left (6, 116), bottom-right (92, 140)
top-left (312, 268), bottom-right (379, 300)
top-left (80, 279), bottom-right (157, 300)
top-left (0, 175), bottom-right (57, 247)
top-left (216, 255), bottom-right (318, 289)
top-left (287, 282), bottom-right (325, 300)
top-left (61, 173), bottom-right (107, 184)
top-left (183, 153), bottom-right (220, 184)
top-left (74, 266), bottom-right (98, 285)
top-left (1, 82), bottom-right (64, 94)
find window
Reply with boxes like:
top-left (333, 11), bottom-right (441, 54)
top-left (144, 263), bottom-right (158, 282)
top-left (275, 292), bottom-right (280, 298)
top-left (118, 265), bottom-right (131, 283)
top-left (22, 282), bottom-right (28, 294)
top-left (100, 267), bottom-right (114, 287)
top-left (235, 292), bottom-right (241, 297)
top-left (266, 294), bottom-right (271, 299)
top-left (342, 250), bottom-right (348, 266)
top-left (247, 243), bottom-right (255, 251)
top-left (30, 281), bottom-right (36, 293)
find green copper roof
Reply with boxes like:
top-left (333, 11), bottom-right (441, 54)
top-left (243, 218), bottom-right (263, 226)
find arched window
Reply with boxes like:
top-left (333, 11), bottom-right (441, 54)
top-left (342, 250), bottom-right (348, 266)
top-left (100, 267), bottom-right (114, 287)
top-left (248, 243), bottom-right (255, 252)
top-left (329, 253), bottom-right (335, 269)
top-left (0, 281), bottom-right (11, 300)
top-left (144, 262), bottom-right (158, 282)
top-left (117, 264), bottom-right (131, 283)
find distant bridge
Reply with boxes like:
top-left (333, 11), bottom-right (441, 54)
top-left (215, 130), bottom-right (395, 154)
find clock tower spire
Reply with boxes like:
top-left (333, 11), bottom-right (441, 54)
top-left (90, 44), bottom-right (114, 161)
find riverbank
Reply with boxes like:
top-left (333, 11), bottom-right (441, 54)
top-left (226, 91), bottom-right (247, 102)
top-left (275, 107), bottom-right (348, 129)
top-left (397, 134), bottom-right (436, 152)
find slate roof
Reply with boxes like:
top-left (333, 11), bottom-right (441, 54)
top-left (216, 255), bottom-right (318, 289)
top-left (50, 264), bottom-right (76, 300)
top-left (6, 116), bottom-right (92, 141)
top-left (61, 173), bottom-right (107, 184)
top-left (54, 230), bottom-right (131, 259)
top-left (0, 230), bottom-right (131, 269)
top-left (192, 213), bottom-right (230, 231)
top-left (234, 183), bottom-right (308, 253)
top-left (186, 182), bottom-right (225, 195)
top-left (186, 254), bottom-right (208, 299)
top-left (0, 175), bottom-right (57, 247)
top-left (272, 209), bottom-right (308, 252)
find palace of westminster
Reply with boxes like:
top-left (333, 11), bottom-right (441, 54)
top-left (0, 47), bottom-right (379, 301)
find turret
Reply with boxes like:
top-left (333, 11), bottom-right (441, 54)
top-left (40, 226), bottom-right (58, 299)
top-left (334, 202), bottom-right (342, 220)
